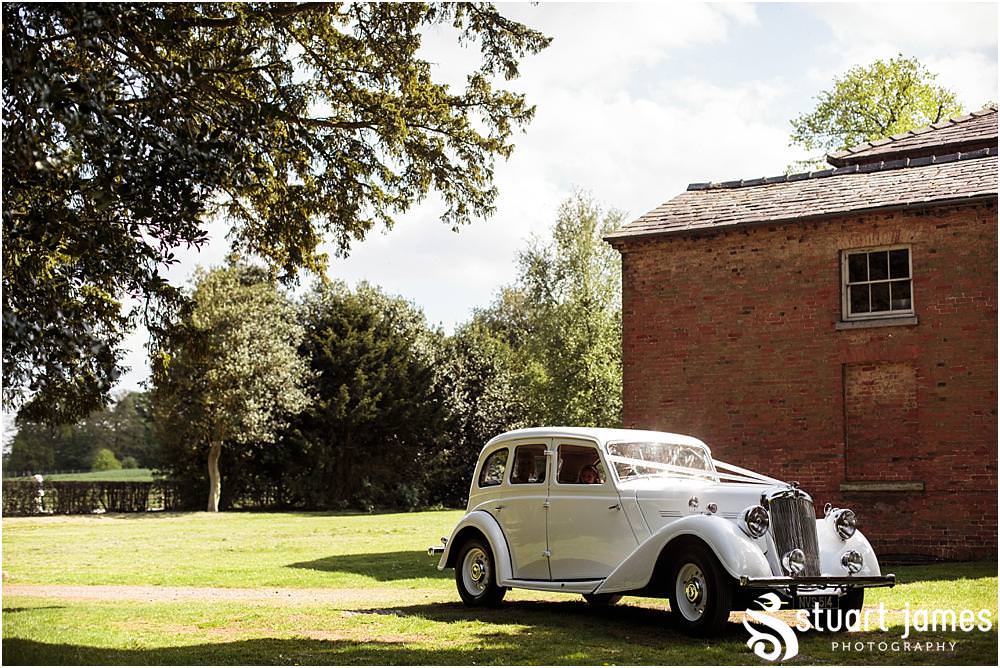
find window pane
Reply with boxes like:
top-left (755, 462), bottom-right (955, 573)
top-left (847, 253), bottom-right (868, 283)
top-left (891, 280), bottom-right (912, 311)
top-left (889, 249), bottom-right (910, 279)
top-left (868, 251), bottom-right (889, 281)
top-left (849, 284), bottom-right (870, 314)
top-left (479, 448), bottom-right (508, 487)
top-left (871, 282), bottom-right (890, 312)
top-left (557, 444), bottom-right (605, 484)
top-left (510, 444), bottom-right (547, 484)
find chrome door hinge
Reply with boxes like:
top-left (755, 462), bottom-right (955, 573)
top-left (542, 500), bottom-right (551, 508)
top-left (542, 549), bottom-right (552, 558)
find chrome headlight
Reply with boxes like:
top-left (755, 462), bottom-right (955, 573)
top-left (841, 550), bottom-right (863, 574)
top-left (782, 548), bottom-right (806, 575)
top-left (739, 505), bottom-right (770, 539)
top-left (833, 508), bottom-right (857, 540)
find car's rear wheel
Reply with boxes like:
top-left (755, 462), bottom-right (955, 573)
top-left (667, 542), bottom-right (733, 635)
top-left (583, 593), bottom-right (622, 606)
top-left (455, 538), bottom-right (506, 606)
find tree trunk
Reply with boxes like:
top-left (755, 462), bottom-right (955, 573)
top-left (207, 441), bottom-right (222, 512)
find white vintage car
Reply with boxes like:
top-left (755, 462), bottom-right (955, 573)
top-left (429, 427), bottom-right (895, 635)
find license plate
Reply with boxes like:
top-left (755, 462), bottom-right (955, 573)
top-left (796, 594), bottom-right (838, 610)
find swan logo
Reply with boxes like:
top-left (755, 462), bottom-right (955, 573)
top-left (743, 592), bottom-right (800, 661)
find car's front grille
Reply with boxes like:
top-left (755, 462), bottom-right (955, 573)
top-left (768, 491), bottom-right (821, 576)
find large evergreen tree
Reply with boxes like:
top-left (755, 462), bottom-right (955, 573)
top-left (3, 2), bottom-right (549, 422)
top-left (290, 282), bottom-right (450, 509)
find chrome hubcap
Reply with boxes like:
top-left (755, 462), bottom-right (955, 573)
top-left (676, 563), bottom-right (708, 621)
top-left (462, 548), bottom-right (489, 594)
top-left (684, 578), bottom-right (703, 604)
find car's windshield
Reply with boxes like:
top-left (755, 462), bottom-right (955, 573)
top-left (606, 441), bottom-right (716, 481)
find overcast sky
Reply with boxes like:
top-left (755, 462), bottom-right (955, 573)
top-left (111, 1), bottom-right (998, 396)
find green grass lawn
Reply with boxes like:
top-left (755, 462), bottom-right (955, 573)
top-left (12, 468), bottom-right (156, 482)
top-left (2, 511), bottom-right (997, 665)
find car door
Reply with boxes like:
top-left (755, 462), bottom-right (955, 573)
top-left (494, 438), bottom-right (551, 580)
top-left (546, 438), bottom-right (638, 581)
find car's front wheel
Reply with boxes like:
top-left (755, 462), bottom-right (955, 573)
top-left (455, 538), bottom-right (506, 607)
top-left (667, 543), bottom-right (733, 635)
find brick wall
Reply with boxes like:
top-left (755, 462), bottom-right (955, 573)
top-left (614, 201), bottom-right (998, 559)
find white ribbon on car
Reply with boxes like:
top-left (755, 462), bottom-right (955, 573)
top-left (605, 454), bottom-right (784, 486)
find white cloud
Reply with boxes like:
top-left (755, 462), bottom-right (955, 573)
top-left (812, 2), bottom-right (997, 51)
top-left (805, 3), bottom-right (998, 108)
top-left (502, 2), bottom-right (759, 92)
top-left (926, 51), bottom-right (999, 108)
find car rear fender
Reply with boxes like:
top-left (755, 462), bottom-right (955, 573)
top-left (593, 514), bottom-right (772, 594)
top-left (437, 509), bottom-right (514, 583)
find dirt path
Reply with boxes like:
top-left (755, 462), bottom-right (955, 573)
top-left (3, 583), bottom-right (447, 606)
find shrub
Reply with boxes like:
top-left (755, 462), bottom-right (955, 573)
top-left (121, 456), bottom-right (139, 469)
top-left (92, 448), bottom-right (122, 471)
top-left (1, 480), bottom-right (182, 515)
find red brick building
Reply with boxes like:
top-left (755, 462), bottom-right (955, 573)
top-left (606, 107), bottom-right (998, 560)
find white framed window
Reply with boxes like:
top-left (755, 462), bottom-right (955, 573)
top-left (841, 245), bottom-right (914, 320)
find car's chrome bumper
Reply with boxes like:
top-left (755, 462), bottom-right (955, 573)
top-left (739, 574), bottom-right (895, 589)
top-left (427, 545), bottom-right (445, 556)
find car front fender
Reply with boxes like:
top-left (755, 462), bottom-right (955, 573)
top-left (437, 509), bottom-right (514, 583)
top-left (593, 514), bottom-right (772, 594)
top-left (817, 518), bottom-right (882, 577)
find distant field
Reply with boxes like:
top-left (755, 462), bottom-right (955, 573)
top-left (8, 468), bottom-right (154, 482)
top-left (2, 511), bottom-right (997, 665)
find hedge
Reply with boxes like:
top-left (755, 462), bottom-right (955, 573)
top-left (1, 480), bottom-right (181, 516)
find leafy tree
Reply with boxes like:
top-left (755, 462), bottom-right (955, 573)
top-left (4, 421), bottom-right (58, 474)
top-left (289, 282), bottom-right (451, 510)
top-left (478, 192), bottom-right (624, 427)
top-left (151, 265), bottom-right (311, 511)
top-left (429, 318), bottom-right (534, 505)
top-left (790, 55), bottom-right (963, 170)
top-left (3, 2), bottom-right (550, 423)
top-left (84, 391), bottom-right (160, 467)
top-left (518, 193), bottom-right (624, 426)
top-left (91, 448), bottom-right (122, 471)
top-left (5, 417), bottom-right (97, 473)
top-left (4, 390), bottom-right (160, 475)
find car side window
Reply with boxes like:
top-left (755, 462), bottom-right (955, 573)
top-left (510, 444), bottom-right (547, 484)
top-left (557, 444), bottom-right (607, 485)
top-left (478, 448), bottom-right (509, 487)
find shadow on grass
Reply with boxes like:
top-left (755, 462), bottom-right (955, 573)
top-left (4, 598), bottom-right (997, 666)
top-left (287, 551), bottom-right (451, 581)
top-left (2, 606), bottom-right (66, 614)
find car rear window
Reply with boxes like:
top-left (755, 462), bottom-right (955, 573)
top-left (478, 448), bottom-right (509, 487)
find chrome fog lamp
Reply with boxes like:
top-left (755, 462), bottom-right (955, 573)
top-left (833, 508), bottom-right (857, 540)
top-left (739, 505), bottom-right (769, 539)
top-left (782, 548), bottom-right (806, 575)
top-left (842, 550), bottom-right (863, 574)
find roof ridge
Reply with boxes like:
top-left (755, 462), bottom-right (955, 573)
top-left (687, 146), bottom-right (996, 192)
top-left (827, 104), bottom-right (998, 161)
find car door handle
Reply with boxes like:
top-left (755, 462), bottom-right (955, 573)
top-left (494, 504), bottom-right (504, 511)
top-left (608, 503), bottom-right (621, 510)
